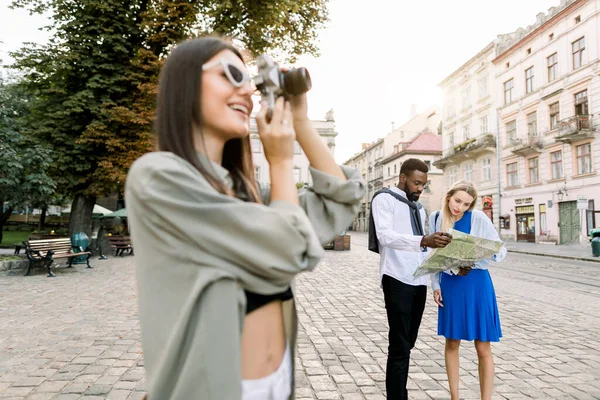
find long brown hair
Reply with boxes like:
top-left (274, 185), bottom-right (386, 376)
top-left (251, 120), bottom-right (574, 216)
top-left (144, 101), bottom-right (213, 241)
top-left (155, 37), bottom-right (261, 203)
top-left (441, 180), bottom-right (478, 233)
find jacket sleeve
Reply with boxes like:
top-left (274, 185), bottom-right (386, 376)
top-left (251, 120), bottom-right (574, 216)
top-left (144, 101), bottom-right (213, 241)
top-left (259, 165), bottom-right (365, 245)
top-left (128, 158), bottom-right (325, 285)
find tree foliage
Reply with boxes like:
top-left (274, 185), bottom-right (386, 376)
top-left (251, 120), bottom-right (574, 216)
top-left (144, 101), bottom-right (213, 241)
top-left (0, 77), bottom-right (55, 243)
top-left (9, 0), bottom-right (329, 234)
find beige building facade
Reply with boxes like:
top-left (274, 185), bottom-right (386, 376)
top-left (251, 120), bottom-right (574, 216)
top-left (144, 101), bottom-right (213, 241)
top-left (494, 0), bottom-right (600, 244)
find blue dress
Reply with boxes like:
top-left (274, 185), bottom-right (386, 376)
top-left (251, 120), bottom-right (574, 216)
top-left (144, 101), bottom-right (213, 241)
top-left (438, 211), bottom-right (502, 342)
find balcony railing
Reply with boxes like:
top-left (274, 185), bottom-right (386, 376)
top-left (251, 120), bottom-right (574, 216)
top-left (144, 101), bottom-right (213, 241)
top-left (510, 136), bottom-right (543, 156)
top-left (555, 114), bottom-right (595, 143)
top-left (434, 133), bottom-right (496, 168)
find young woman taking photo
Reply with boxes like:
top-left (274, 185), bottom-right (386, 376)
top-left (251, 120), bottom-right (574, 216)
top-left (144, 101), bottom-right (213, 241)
top-left (125, 37), bottom-right (364, 400)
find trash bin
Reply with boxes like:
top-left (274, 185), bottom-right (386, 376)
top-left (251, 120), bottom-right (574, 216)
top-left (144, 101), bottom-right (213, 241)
top-left (591, 228), bottom-right (600, 257)
top-left (71, 232), bottom-right (91, 264)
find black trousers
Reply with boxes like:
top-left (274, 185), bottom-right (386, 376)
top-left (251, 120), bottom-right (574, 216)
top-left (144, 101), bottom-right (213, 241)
top-left (382, 274), bottom-right (427, 399)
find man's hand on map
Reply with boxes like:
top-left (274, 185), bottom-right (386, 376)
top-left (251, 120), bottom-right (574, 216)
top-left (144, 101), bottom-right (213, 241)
top-left (433, 289), bottom-right (443, 307)
top-left (421, 232), bottom-right (453, 248)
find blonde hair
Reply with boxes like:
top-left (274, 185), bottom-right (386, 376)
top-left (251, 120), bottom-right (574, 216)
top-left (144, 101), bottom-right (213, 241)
top-left (440, 180), bottom-right (478, 233)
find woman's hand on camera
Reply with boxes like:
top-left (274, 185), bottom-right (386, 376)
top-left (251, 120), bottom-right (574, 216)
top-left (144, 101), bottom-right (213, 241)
top-left (255, 97), bottom-right (295, 166)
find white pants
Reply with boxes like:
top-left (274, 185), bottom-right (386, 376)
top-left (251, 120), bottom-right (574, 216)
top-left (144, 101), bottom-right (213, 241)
top-left (241, 343), bottom-right (292, 400)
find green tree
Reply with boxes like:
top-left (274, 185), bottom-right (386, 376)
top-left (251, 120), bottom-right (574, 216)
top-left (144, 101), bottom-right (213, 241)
top-left (9, 0), bottom-right (329, 237)
top-left (0, 78), bottom-right (55, 244)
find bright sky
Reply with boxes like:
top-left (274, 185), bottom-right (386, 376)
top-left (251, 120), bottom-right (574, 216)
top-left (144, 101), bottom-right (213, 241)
top-left (1, 0), bottom-right (560, 163)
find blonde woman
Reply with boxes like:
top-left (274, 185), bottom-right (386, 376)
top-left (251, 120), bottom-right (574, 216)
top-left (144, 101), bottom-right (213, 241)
top-left (429, 180), bottom-right (507, 400)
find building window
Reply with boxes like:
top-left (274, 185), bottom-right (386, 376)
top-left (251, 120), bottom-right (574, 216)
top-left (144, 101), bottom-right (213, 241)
top-left (449, 131), bottom-right (455, 147)
top-left (527, 112), bottom-right (537, 136)
top-left (461, 87), bottom-right (470, 110)
top-left (449, 168), bottom-right (457, 185)
top-left (575, 15), bottom-right (581, 24)
top-left (572, 37), bottom-right (585, 69)
top-left (549, 102), bottom-right (560, 130)
top-left (526, 48), bottom-right (531, 55)
top-left (394, 164), bottom-right (397, 174)
top-left (547, 53), bottom-right (558, 82)
top-left (478, 76), bottom-right (488, 99)
top-left (506, 120), bottom-right (517, 145)
top-left (294, 141), bottom-right (302, 155)
top-left (293, 168), bottom-right (301, 183)
top-left (504, 79), bottom-right (514, 104)
top-left (251, 137), bottom-right (262, 152)
top-left (482, 158), bottom-right (491, 181)
top-left (254, 166), bottom-right (261, 181)
top-left (525, 67), bottom-right (534, 94)
top-left (575, 90), bottom-right (589, 115)
top-left (528, 157), bottom-right (539, 183)
top-left (540, 204), bottom-right (547, 235)
top-left (387, 166), bottom-right (390, 177)
top-left (550, 150), bottom-right (563, 179)
top-left (549, 33), bottom-right (554, 41)
top-left (507, 162), bottom-right (518, 187)
top-left (576, 143), bottom-right (592, 175)
top-left (463, 124), bottom-right (471, 141)
top-left (480, 116), bottom-right (488, 134)
top-left (464, 163), bottom-right (473, 181)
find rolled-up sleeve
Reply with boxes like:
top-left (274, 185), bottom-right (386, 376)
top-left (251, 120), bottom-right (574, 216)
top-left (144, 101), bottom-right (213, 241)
top-left (260, 165), bottom-right (365, 245)
top-left (128, 159), bottom-right (325, 285)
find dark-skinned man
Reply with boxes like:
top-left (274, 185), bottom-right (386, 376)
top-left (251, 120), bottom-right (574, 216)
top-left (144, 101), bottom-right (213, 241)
top-left (369, 158), bottom-right (452, 399)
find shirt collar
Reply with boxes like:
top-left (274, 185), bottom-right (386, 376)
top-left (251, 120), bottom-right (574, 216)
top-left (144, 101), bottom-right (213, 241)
top-left (195, 152), bottom-right (233, 188)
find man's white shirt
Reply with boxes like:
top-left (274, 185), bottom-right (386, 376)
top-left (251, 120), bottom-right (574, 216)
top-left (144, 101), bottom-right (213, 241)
top-left (371, 186), bottom-right (428, 286)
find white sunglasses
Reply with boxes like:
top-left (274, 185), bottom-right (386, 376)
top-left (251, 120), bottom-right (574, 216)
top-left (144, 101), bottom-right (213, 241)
top-left (202, 58), bottom-right (251, 88)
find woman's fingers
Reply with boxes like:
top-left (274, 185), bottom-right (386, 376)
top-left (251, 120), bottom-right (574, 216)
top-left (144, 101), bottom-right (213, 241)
top-left (255, 101), bottom-right (268, 132)
top-left (269, 97), bottom-right (285, 127)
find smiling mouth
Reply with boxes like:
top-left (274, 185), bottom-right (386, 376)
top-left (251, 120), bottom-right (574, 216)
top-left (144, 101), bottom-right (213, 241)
top-left (229, 104), bottom-right (249, 115)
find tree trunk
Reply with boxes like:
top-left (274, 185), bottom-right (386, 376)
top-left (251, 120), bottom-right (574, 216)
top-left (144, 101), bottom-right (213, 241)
top-left (68, 195), bottom-right (96, 238)
top-left (0, 203), bottom-right (15, 245)
top-left (38, 206), bottom-right (48, 231)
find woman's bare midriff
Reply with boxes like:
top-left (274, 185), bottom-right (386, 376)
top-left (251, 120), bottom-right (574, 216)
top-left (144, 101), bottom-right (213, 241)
top-left (241, 300), bottom-right (287, 379)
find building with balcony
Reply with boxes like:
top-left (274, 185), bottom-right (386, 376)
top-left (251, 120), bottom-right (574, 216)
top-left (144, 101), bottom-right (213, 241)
top-left (494, 0), bottom-right (600, 244)
top-left (435, 41), bottom-right (504, 226)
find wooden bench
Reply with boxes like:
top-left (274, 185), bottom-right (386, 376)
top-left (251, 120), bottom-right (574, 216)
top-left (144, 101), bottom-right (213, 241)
top-left (107, 236), bottom-right (133, 256)
top-left (23, 238), bottom-right (92, 277)
top-left (14, 234), bottom-right (68, 255)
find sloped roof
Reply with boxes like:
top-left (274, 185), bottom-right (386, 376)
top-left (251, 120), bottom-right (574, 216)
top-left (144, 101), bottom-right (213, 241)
top-left (403, 131), bottom-right (442, 153)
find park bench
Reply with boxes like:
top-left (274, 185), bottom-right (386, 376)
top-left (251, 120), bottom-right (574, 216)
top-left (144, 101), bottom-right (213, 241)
top-left (14, 234), bottom-right (67, 255)
top-left (107, 236), bottom-right (133, 256)
top-left (23, 238), bottom-right (92, 277)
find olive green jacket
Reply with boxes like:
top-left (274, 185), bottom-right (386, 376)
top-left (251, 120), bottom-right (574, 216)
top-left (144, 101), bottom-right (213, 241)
top-left (125, 152), bottom-right (365, 400)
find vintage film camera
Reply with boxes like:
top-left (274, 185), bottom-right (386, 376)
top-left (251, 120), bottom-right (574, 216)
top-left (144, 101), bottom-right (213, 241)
top-left (253, 54), bottom-right (312, 121)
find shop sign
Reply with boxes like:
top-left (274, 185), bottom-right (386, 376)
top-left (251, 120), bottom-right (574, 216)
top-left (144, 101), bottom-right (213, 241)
top-left (515, 197), bottom-right (533, 205)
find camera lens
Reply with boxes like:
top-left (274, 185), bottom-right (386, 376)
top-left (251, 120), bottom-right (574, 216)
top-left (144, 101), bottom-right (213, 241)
top-left (282, 68), bottom-right (312, 96)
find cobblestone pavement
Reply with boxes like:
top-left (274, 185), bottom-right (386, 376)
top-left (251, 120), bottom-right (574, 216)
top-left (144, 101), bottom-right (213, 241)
top-left (1, 233), bottom-right (600, 399)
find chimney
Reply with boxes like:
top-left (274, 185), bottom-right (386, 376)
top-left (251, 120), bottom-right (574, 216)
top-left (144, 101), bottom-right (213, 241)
top-left (362, 143), bottom-right (369, 150)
